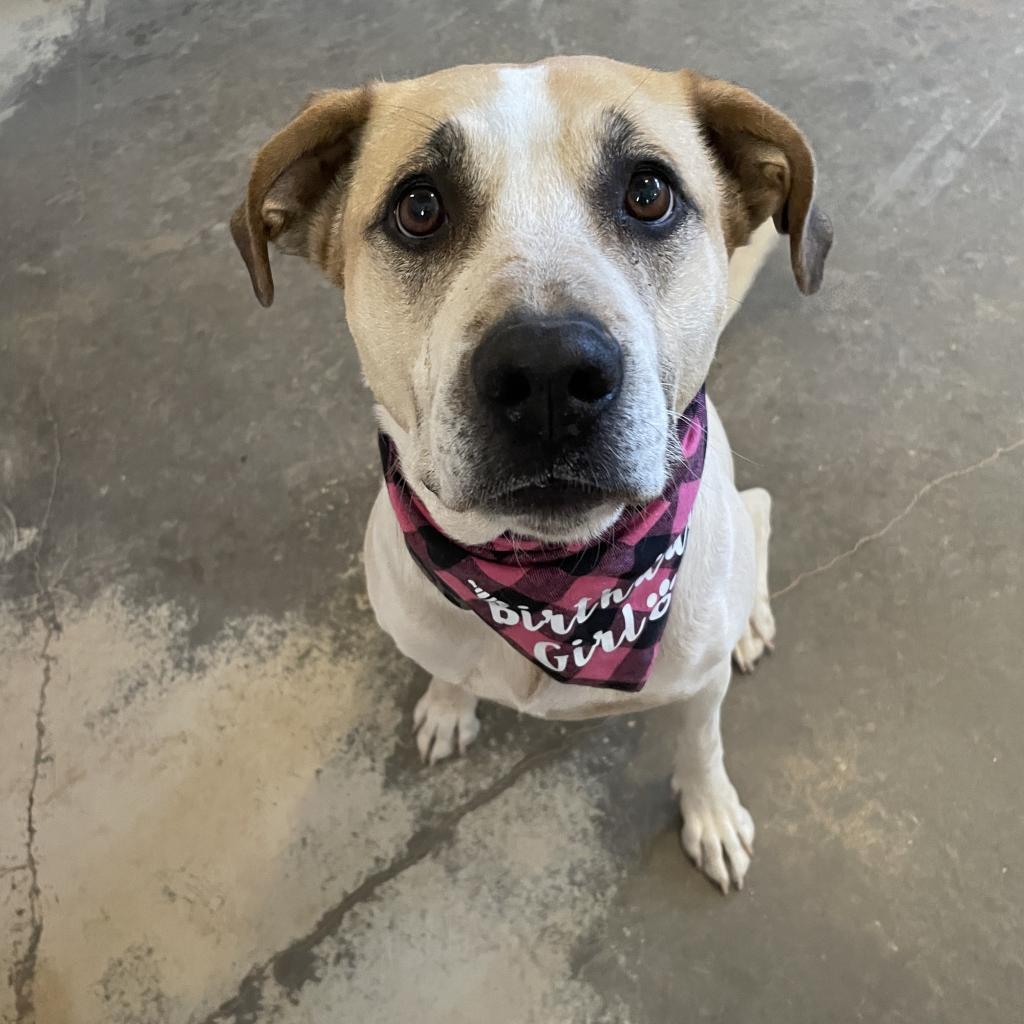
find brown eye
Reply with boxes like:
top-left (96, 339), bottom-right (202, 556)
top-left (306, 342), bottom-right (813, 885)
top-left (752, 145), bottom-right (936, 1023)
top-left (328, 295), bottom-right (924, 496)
top-left (395, 184), bottom-right (445, 237)
top-left (624, 170), bottom-right (673, 222)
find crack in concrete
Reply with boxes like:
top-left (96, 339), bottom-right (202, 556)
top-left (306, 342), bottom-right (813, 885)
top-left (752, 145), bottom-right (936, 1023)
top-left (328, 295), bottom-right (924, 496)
top-left (12, 633), bottom-right (55, 1024)
top-left (11, 412), bottom-right (62, 1024)
top-left (773, 435), bottom-right (1024, 600)
top-left (201, 719), bottom-right (613, 1024)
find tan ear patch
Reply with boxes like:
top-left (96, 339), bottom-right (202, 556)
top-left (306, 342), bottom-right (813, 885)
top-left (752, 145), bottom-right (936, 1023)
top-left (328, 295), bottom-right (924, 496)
top-left (685, 71), bottom-right (833, 295)
top-left (230, 87), bottom-right (373, 307)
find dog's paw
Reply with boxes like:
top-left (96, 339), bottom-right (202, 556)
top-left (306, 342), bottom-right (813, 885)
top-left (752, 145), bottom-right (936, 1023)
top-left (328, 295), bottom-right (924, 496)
top-left (733, 594), bottom-right (776, 674)
top-left (675, 770), bottom-right (755, 894)
top-left (413, 678), bottom-right (480, 765)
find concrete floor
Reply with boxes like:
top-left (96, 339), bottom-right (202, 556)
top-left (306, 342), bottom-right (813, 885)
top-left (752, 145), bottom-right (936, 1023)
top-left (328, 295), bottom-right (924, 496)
top-left (2, 0), bottom-right (1023, 1021)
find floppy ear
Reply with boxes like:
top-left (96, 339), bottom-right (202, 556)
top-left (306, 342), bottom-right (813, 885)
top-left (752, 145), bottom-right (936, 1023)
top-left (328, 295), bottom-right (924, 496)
top-left (684, 71), bottom-right (833, 295)
top-left (230, 87), bottom-right (372, 307)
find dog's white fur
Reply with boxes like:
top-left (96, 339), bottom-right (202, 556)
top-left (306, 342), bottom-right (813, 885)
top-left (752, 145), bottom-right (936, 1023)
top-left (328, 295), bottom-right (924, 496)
top-left (232, 57), bottom-right (830, 893)
top-left (365, 236), bottom-right (774, 893)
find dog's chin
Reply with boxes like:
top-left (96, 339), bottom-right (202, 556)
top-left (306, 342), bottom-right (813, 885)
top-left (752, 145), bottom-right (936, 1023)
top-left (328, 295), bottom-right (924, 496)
top-left (507, 502), bottom-right (625, 544)
top-left (480, 481), bottom-right (642, 544)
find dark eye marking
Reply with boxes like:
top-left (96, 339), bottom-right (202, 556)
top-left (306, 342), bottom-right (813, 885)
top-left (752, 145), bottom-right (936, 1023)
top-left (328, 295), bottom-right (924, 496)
top-left (365, 120), bottom-right (485, 297)
top-left (368, 120), bottom-right (482, 256)
top-left (588, 109), bottom-right (697, 241)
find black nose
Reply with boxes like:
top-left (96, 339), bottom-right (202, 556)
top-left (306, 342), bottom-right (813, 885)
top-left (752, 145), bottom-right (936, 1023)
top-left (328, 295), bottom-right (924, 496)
top-left (471, 315), bottom-right (624, 445)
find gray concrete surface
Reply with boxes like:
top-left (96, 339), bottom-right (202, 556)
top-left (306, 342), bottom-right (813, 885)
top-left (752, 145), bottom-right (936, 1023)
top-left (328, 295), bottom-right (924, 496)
top-left (2, 1), bottom-right (1022, 1021)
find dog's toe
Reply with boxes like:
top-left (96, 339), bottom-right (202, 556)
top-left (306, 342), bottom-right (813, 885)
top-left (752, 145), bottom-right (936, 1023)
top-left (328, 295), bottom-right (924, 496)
top-left (678, 771), bottom-right (755, 894)
top-left (732, 595), bottom-right (776, 674)
top-left (413, 679), bottom-right (480, 765)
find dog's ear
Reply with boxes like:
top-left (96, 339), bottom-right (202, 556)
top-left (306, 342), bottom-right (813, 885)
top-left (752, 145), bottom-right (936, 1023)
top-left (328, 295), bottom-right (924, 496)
top-left (684, 71), bottom-right (833, 295)
top-left (230, 87), bottom-right (373, 307)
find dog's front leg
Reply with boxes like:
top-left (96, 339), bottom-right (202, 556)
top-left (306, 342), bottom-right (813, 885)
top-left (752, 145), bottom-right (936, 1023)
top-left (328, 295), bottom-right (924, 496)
top-left (672, 662), bottom-right (754, 893)
top-left (413, 676), bottom-right (480, 765)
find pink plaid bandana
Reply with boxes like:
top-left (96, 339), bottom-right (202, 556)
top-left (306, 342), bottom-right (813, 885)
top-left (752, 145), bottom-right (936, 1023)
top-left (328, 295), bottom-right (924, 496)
top-left (381, 387), bottom-right (707, 692)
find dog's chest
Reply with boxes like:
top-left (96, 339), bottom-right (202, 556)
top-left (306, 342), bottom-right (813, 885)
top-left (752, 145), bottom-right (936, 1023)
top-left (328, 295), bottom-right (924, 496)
top-left (459, 605), bottom-right (707, 720)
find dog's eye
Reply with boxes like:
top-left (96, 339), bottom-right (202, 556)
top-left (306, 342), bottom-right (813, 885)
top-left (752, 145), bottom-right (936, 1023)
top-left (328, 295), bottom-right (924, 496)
top-left (624, 170), bottom-right (673, 223)
top-left (395, 184), bottom-right (446, 238)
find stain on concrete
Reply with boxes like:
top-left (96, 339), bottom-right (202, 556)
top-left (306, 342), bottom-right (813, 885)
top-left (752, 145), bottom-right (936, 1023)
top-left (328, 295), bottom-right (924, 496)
top-left (0, 0), bottom-right (98, 115)
top-left (99, 945), bottom-right (170, 1024)
top-left (209, 744), bottom-right (633, 1024)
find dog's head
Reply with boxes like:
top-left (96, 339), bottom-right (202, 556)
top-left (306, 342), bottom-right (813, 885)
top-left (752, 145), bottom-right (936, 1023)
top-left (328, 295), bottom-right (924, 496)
top-left (232, 57), bottom-right (831, 544)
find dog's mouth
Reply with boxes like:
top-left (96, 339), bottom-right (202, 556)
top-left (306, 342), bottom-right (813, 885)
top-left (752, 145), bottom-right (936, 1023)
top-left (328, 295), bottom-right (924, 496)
top-left (480, 476), bottom-right (640, 517)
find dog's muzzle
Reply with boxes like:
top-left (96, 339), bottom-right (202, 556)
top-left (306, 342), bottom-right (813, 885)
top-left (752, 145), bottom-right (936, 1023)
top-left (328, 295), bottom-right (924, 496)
top-left (462, 312), bottom-right (643, 519)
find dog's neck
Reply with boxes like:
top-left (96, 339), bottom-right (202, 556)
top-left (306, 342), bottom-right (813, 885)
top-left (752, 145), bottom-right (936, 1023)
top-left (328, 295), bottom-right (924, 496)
top-left (376, 389), bottom-right (709, 691)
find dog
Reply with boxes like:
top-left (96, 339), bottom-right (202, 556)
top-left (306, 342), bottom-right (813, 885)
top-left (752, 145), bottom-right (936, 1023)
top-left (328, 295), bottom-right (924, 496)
top-left (231, 56), bottom-right (832, 893)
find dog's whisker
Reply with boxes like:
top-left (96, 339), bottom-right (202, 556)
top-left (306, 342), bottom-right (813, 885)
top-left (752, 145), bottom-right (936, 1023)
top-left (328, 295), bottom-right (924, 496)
top-left (614, 68), bottom-right (657, 114)
top-left (667, 408), bottom-right (759, 468)
top-left (375, 101), bottom-right (447, 133)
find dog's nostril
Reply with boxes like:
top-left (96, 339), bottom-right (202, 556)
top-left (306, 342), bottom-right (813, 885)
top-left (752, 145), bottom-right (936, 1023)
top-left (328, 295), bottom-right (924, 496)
top-left (568, 365), bottom-right (614, 404)
top-left (490, 369), bottom-right (531, 406)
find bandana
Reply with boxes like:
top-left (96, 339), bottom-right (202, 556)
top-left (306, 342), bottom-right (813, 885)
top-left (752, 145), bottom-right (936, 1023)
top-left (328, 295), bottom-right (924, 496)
top-left (380, 387), bottom-right (707, 692)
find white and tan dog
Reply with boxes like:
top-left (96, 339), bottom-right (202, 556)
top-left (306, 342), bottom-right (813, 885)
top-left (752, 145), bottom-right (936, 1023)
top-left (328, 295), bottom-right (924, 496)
top-left (231, 56), bottom-right (832, 893)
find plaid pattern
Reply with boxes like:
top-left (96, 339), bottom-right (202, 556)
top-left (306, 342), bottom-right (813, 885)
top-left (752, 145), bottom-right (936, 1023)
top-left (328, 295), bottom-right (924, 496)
top-left (380, 387), bottom-right (708, 692)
